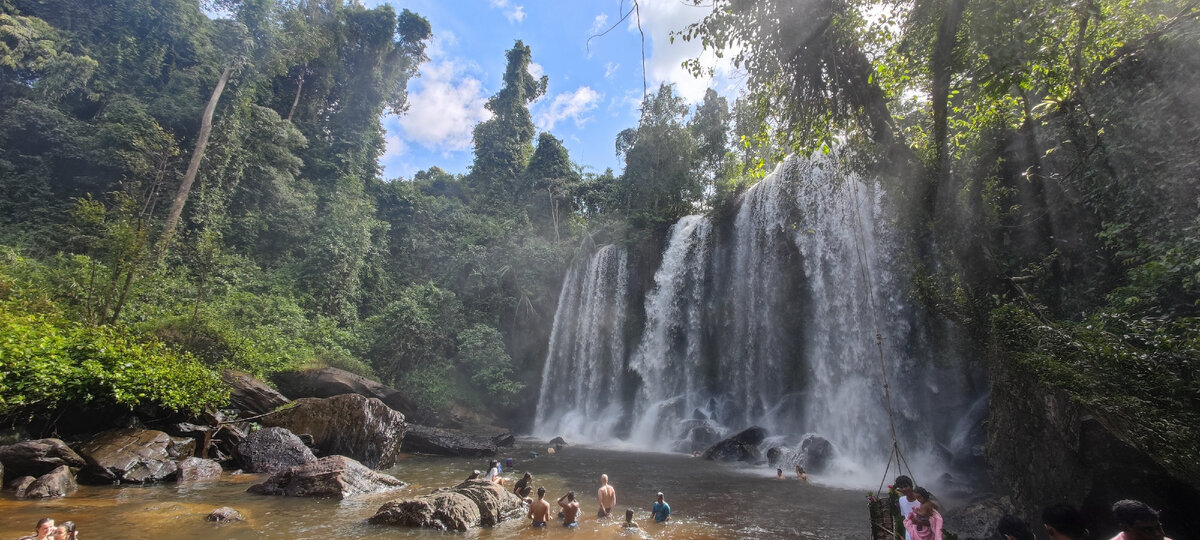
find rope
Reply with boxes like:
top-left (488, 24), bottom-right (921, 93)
top-left (842, 162), bottom-right (915, 493)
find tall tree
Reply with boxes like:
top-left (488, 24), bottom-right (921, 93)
top-left (524, 133), bottom-right (578, 241)
top-left (468, 40), bottom-right (547, 212)
top-left (617, 83), bottom-right (699, 226)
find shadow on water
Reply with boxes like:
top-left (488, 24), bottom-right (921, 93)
top-left (0, 442), bottom-right (869, 539)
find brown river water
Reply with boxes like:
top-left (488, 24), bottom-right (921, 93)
top-left (0, 442), bottom-right (871, 539)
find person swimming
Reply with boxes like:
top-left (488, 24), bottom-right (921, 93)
top-left (527, 486), bottom-right (551, 527)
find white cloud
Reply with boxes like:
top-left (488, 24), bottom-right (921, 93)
top-left (490, 0), bottom-right (526, 24)
top-left (536, 86), bottom-right (602, 131)
top-left (626, 1), bottom-right (740, 104)
top-left (604, 62), bottom-right (619, 79)
top-left (528, 61), bottom-right (545, 81)
top-left (589, 13), bottom-right (610, 36)
top-left (383, 134), bottom-right (406, 160)
top-left (397, 58), bottom-right (492, 153)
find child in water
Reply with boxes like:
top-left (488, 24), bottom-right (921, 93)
top-left (624, 508), bottom-right (639, 529)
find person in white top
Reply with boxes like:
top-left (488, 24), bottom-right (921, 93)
top-left (895, 475), bottom-right (919, 538)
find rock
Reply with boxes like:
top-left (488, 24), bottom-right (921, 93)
top-left (76, 428), bottom-right (179, 484)
top-left (23, 465), bottom-right (77, 499)
top-left (168, 436), bottom-right (197, 459)
top-left (370, 491), bottom-right (481, 531)
top-left (0, 438), bottom-right (86, 478)
top-left (8, 475), bottom-right (36, 497)
top-left (796, 434), bottom-right (835, 473)
top-left (767, 447), bottom-right (783, 467)
top-left (205, 506), bottom-right (246, 523)
top-left (369, 479), bottom-right (525, 531)
top-left (451, 479), bottom-right (526, 526)
top-left (401, 424), bottom-right (497, 457)
top-left (222, 369), bottom-right (290, 417)
top-left (730, 426), bottom-right (768, 446)
top-left (177, 457), bottom-right (223, 483)
top-left (942, 495), bottom-right (1017, 540)
top-left (701, 426), bottom-right (768, 462)
top-left (246, 455), bottom-right (404, 499)
top-left (209, 423), bottom-right (249, 462)
top-left (272, 367), bottom-right (429, 424)
top-left (548, 436), bottom-right (568, 446)
top-left (491, 432), bottom-right (515, 448)
top-left (261, 394), bottom-right (406, 469)
top-left (236, 427), bottom-right (317, 474)
top-left (679, 424), bottom-right (722, 453)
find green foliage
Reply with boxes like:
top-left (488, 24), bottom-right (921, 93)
top-left (359, 282), bottom-right (462, 385)
top-left (991, 303), bottom-right (1200, 483)
top-left (0, 255), bottom-right (226, 418)
top-left (617, 84), bottom-right (701, 227)
top-left (456, 323), bottom-right (524, 407)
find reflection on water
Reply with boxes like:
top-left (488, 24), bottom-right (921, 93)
top-left (0, 443), bottom-right (867, 539)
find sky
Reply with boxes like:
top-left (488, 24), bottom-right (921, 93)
top-left (362, 0), bottom-right (741, 180)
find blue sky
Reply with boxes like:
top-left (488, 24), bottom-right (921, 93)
top-left (362, 0), bottom-right (741, 180)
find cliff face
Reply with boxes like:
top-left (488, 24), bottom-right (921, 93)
top-left (986, 347), bottom-right (1200, 535)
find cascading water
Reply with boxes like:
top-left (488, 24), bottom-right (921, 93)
top-left (533, 244), bottom-right (629, 442)
top-left (626, 215), bottom-right (713, 447)
top-left (534, 153), bottom-right (977, 485)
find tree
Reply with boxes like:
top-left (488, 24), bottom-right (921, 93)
top-left (688, 88), bottom-right (730, 196)
top-left (468, 40), bottom-right (548, 212)
top-left (617, 83), bottom-right (699, 226)
top-left (524, 133), bottom-right (579, 241)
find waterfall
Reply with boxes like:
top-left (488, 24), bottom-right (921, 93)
top-left (533, 244), bottom-right (629, 442)
top-left (627, 215), bottom-right (712, 448)
top-left (533, 153), bottom-right (971, 485)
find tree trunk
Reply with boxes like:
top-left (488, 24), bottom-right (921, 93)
top-left (931, 0), bottom-right (967, 198)
top-left (286, 68), bottom-right (305, 121)
top-left (158, 65), bottom-right (233, 257)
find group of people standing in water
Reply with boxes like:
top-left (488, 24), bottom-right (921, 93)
top-left (16, 518), bottom-right (77, 540)
top-left (481, 459), bottom-right (670, 529)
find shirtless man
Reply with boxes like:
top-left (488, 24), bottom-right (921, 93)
top-left (527, 486), bottom-right (551, 527)
top-left (558, 491), bottom-right (581, 527)
top-left (597, 473), bottom-right (617, 518)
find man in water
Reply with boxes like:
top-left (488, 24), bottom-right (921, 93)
top-left (513, 472), bottom-right (534, 499)
top-left (1110, 499), bottom-right (1170, 540)
top-left (527, 486), bottom-right (551, 527)
top-left (597, 473), bottom-right (617, 518)
top-left (18, 518), bottom-right (55, 540)
top-left (652, 491), bottom-right (671, 523)
top-left (558, 490), bottom-right (581, 527)
top-left (894, 474), bottom-right (919, 538)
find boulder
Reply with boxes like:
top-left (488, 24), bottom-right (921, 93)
top-left (451, 479), bottom-right (526, 526)
top-left (942, 495), bottom-right (1017, 540)
top-left (222, 369), bottom-right (290, 417)
top-left (236, 427), bottom-right (317, 474)
top-left (7, 475), bottom-right (35, 497)
top-left (261, 394), bottom-right (405, 469)
top-left (370, 491), bottom-right (481, 531)
top-left (177, 457), bottom-right (223, 483)
top-left (767, 447), bottom-right (783, 467)
top-left (76, 428), bottom-right (178, 484)
top-left (796, 434), bottom-right (835, 473)
top-left (209, 423), bottom-right (249, 463)
top-left (23, 465), bottom-right (77, 499)
top-left (369, 479), bottom-right (525, 531)
top-left (246, 455), bottom-right (404, 499)
top-left (271, 367), bottom-right (428, 423)
top-left (168, 436), bottom-right (197, 459)
top-left (491, 432), bottom-right (515, 448)
top-left (675, 423), bottom-right (722, 453)
top-left (548, 436), bottom-right (568, 446)
top-left (0, 438), bottom-right (86, 478)
top-left (206, 507), bottom-right (246, 523)
top-left (701, 426), bottom-right (768, 462)
top-left (401, 424), bottom-right (497, 457)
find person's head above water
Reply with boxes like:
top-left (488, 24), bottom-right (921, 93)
top-left (35, 518), bottom-right (55, 538)
top-left (626, 509), bottom-right (635, 522)
top-left (600, 473), bottom-right (608, 484)
top-left (537, 486), bottom-right (546, 499)
top-left (656, 491), bottom-right (664, 501)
